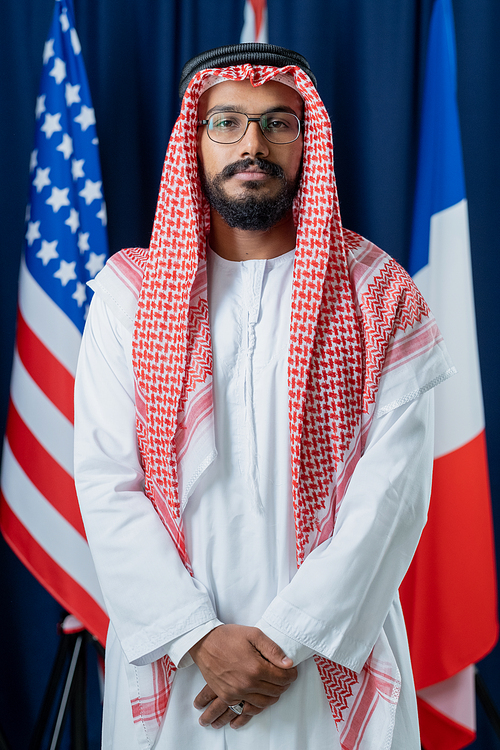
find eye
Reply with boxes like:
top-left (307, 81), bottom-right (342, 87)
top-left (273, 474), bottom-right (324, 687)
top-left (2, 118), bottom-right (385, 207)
top-left (209, 113), bottom-right (242, 131)
top-left (262, 115), bottom-right (292, 132)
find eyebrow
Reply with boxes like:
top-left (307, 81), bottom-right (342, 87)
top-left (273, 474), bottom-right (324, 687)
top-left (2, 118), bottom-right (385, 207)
top-left (204, 104), bottom-right (301, 118)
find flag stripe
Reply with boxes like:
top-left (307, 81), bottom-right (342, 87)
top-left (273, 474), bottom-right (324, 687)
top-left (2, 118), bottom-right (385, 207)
top-left (16, 308), bottom-right (74, 424)
top-left (10, 351), bottom-right (74, 476)
top-left (417, 695), bottom-right (475, 750)
top-left (0, 495), bottom-right (108, 646)
top-left (401, 430), bottom-right (498, 688)
top-left (18, 258), bottom-right (81, 377)
top-left (1, 441), bottom-right (105, 609)
top-left (6, 401), bottom-right (85, 537)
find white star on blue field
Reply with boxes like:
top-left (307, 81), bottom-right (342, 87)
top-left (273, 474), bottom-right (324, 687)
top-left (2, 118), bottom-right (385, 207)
top-left (24, 0), bottom-right (108, 332)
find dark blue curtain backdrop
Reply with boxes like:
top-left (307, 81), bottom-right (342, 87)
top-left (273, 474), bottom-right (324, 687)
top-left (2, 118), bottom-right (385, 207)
top-left (0, 1), bottom-right (498, 748)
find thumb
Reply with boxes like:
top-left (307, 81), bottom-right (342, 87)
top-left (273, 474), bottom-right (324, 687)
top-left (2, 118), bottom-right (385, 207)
top-left (254, 629), bottom-right (294, 668)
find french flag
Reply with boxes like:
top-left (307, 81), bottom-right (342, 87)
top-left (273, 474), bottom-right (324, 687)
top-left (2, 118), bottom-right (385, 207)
top-left (400, 0), bottom-right (498, 747)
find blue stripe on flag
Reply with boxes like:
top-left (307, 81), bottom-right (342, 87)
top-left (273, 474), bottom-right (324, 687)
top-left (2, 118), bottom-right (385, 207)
top-left (409, 0), bottom-right (466, 277)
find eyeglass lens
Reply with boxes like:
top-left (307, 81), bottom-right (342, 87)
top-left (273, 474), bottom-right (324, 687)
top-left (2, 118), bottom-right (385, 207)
top-left (207, 112), bottom-right (300, 144)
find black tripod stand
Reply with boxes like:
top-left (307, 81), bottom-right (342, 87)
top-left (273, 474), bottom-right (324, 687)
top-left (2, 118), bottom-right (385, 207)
top-left (29, 614), bottom-right (104, 750)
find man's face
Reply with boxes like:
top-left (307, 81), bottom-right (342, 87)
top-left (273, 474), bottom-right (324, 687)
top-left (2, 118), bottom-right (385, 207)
top-left (197, 79), bottom-right (304, 231)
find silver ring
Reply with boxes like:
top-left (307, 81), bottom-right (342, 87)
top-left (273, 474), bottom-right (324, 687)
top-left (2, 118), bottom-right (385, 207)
top-left (228, 701), bottom-right (244, 715)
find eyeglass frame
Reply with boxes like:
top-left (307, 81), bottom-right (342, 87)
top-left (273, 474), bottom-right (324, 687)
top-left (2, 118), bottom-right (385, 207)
top-left (197, 111), bottom-right (304, 145)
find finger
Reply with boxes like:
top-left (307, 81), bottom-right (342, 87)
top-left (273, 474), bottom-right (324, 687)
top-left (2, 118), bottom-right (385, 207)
top-left (193, 684), bottom-right (217, 710)
top-left (252, 631), bottom-right (294, 669)
top-left (230, 713), bottom-right (254, 729)
top-left (241, 692), bottom-right (280, 709)
top-left (216, 701), bottom-right (262, 729)
top-left (199, 697), bottom-right (232, 727)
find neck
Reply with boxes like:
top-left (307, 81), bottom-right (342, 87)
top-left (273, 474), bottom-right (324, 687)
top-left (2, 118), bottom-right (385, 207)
top-left (208, 209), bottom-right (297, 261)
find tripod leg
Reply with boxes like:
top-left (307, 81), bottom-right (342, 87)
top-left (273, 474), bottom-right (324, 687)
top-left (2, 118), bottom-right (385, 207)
top-left (29, 631), bottom-right (72, 750)
top-left (71, 633), bottom-right (88, 750)
top-left (475, 668), bottom-right (500, 740)
top-left (48, 633), bottom-right (84, 750)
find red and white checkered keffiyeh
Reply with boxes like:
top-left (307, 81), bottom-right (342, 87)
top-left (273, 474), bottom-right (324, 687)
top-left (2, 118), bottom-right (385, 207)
top-left (101, 63), bottom-right (453, 749)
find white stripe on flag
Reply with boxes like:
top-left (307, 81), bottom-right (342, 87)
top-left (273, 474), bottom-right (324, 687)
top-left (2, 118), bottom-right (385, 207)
top-left (18, 259), bottom-right (82, 377)
top-left (10, 352), bottom-right (74, 476)
top-left (1, 441), bottom-right (105, 607)
top-left (418, 665), bottom-right (475, 732)
top-left (413, 199), bottom-right (484, 457)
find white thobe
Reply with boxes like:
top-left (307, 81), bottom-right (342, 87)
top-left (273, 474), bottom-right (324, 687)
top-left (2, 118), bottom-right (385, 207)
top-left (75, 247), bottom-right (433, 749)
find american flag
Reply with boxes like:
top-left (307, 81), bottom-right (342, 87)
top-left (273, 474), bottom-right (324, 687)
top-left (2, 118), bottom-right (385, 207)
top-left (0, 0), bottom-right (109, 645)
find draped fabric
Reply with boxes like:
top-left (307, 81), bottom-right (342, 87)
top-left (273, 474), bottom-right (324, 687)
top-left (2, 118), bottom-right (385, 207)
top-left (1, 2), bottom-right (499, 749)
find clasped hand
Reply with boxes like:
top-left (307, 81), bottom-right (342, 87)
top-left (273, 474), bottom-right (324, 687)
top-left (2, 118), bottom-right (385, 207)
top-left (189, 624), bottom-right (297, 729)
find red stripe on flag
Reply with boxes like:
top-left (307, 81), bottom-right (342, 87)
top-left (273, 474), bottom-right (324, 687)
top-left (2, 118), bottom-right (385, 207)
top-left (5, 402), bottom-right (86, 538)
top-left (400, 430), bottom-right (498, 689)
top-left (0, 494), bottom-right (108, 646)
top-left (417, 696), bottom-right (475, 750)
top-left (16, 308), bottom-right (75, 425)
top-left (249, 0), bottom-right (266, 39)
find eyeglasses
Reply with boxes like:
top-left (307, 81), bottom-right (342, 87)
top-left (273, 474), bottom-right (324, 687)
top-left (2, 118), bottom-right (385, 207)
top-left (198, 111), bottom-right (303, 145)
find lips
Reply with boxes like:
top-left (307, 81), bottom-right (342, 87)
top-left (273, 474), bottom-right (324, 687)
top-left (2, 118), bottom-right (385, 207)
top-left (233, 170), bottom-right (268, 181)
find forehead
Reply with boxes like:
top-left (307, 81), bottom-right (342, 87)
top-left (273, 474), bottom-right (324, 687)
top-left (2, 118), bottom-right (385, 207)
top-left (197, 79), bottom-right (304, 118)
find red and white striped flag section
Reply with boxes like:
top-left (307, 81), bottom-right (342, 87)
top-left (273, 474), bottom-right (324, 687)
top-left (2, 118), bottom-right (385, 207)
top-left (0, 0), bottom-right (109, 646)
top-left (241, 0), bottom-right (268, 43)
top-left (399, 0), bottom-right (498, 747)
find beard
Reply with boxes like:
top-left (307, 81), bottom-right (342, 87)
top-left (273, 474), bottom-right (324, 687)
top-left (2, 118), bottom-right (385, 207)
top-left (199, 157), bottom-right (301, 231)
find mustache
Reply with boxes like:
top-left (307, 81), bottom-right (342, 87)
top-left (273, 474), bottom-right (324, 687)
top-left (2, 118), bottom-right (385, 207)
top-left (219, 157), bottom-right (285, 180)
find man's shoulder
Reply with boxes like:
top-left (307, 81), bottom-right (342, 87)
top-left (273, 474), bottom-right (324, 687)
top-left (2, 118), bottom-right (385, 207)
top-left (89, 247), bottom-right (149, 332)
top-left (105, 247), bottom-right (150, 294)
top-left (342, 229), bottom-right (419, 302)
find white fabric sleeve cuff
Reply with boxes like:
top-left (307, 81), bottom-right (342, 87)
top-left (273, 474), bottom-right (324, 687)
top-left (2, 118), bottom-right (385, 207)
top-left (256, 618), bottom-right (316, 666)
top-left (164, 618), bottom-right (223, 668)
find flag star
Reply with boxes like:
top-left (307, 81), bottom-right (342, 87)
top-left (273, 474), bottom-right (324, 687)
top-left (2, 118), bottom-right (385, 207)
top-left (29, 149), bottom-right (38, 172)
top-left (36, 239), bottom-right (59, 265)
top-left (72, 281), bottom-right (87, 307)
top-left (96, 202), bottom-right (107, 226)
top-left (85, 252), bottom-right (106, 278)
top-left (54, 260), bottom-right (77, 286)
top-left (84, 303), bottom-right (90, 320)
top-left (43, 39), bottom-right (55, 64)
top-left (71, 158), bottom-right (85, 180)
top-left (25, 204), bottom-right (31, 222)
top-left (33, 166), bottom-right (51, 193)
top-left (65, 208), bottom-right (80, 233)
top-left (92, 137), bottom-right (99, 145)
top-left (35, 95), bottom-right (46, 120)
top-left (56, 133), bottom-right (73, 160)
top-left (60, 9), bottom-right (70, 32)
top-left (25, 220), bottom-right (41, 246)
top-left (78, 232), bottom-right (90, 253)
top-left (46, 186), bottom-right (70, 213)
top-left (74, 105), bottom-right (96, 132)
top-left (79, 179), bottom-right (102, 205)
top-left (49, 57), bottom-right (66, 85)
top-left (41, 112), bottom-right (62, 139)
top-left (70, 28), bottom-right (81, 55)
top-left (65, 82), bottom-right (81, 107)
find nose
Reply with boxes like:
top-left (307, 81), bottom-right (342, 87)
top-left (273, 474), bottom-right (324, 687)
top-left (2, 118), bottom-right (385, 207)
top-left (238, 120), bottom-right (270, 159)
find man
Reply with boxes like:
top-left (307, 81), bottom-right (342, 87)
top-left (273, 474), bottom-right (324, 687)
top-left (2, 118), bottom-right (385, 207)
top-left (74, 44), bottom-right (454, 749)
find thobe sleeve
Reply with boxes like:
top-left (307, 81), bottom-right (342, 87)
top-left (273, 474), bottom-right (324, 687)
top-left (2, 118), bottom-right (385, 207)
top-left (256, 390), bottom-right (434, 672)
top-left (74, 295), bottom-right (223, 668)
